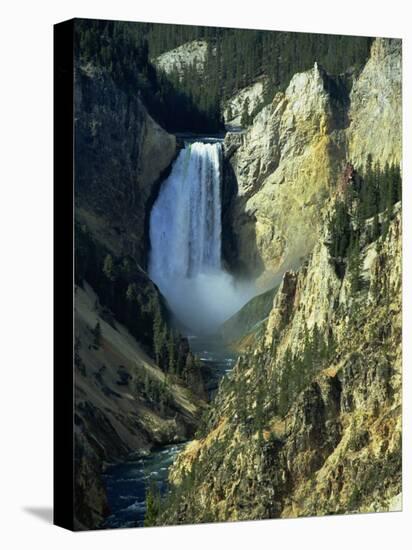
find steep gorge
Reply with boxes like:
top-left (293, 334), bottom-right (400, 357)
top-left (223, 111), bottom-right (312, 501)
top-left (151, 37), bottom-right (402, 525)
top-left (72, 27), bottom-right (402, 530)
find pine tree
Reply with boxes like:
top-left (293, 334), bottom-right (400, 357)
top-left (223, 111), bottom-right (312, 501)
top-left (236, 364), bottom-right (247, 426)
top-left (255, 379), bottom-right (265, 446)
top-left (126, 283), bottom-right (136, 302)
top-left (144, 372), bottom-right (150, 396)
top-left (372, 212), bottom-right (380, 241)
top-left (91, 321), bottom-right (101, 349)
top-left (167, 331), bottom-right (176, 374)
top-left (163, 373), bottom-right (172, 411)
top-left (226, 104), bottom-right (233, 122)
top-left (241, 97), bottom-right (250, 127)
top-left (153, 309), bottom-right (164, 366)
top-left (349, 236), bottom-right (362, 292)
top-left (302, 325), bottom-right (313, 370)
top-left (103, 254), bottom-right (116, 282)
top-left (311, 322), bottom-right (328, 366)
top-left (326, 329), bottom-right (336, 361)
top-left (144, 480), bottom-right (160, 526)
top-left (393, 164), bottom-right (402, 204)
top-left (328, 200), bottom-right (351, 261)
top-left (279, 348), bottom-right (293, 416)
top-left (183, 352), bottom-right (194, 385)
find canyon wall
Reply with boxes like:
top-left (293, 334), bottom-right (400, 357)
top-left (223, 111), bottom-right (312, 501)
top-left (222, 79), bottom-right (267, 126)
top-left (160, 200), bottom-right (402, 524)
top-left (75, 62), bottom-right (177, 266)
top-left (223, 38), bottom-right (401, 286)
top-left (347, 38), bottom-right (402, 168)
top-left (74, 282), bottom-right (205, 529)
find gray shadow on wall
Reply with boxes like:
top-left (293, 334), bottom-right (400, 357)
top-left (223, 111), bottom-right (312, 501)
top-left (221, 155), bottom-right (264, 278)
top-left (23, 506), bottom-right (53, 525)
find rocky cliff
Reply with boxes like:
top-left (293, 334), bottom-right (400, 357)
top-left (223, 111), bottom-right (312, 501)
top-left (222, 78), bottom-right (267, 126)
top-left (223, 38), bottom-right (401, 286)
top-left (74, 282), bottom-right (205, 529)
top-left (75, 62), bottom-right (176, 267)
top-left (347, 38), bottom-right (402, 168)
top-left (219, 286), bottom-right (278, 347)
top-left (154, 40), bottom-right (209, 81)
top-left (158, 196), bottom-right (401, 524)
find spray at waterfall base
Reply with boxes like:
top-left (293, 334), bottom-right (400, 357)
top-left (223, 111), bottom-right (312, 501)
top-left (149, 141), bottom-right (255, 334)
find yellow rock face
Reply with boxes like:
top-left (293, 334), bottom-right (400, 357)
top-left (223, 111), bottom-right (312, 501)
top-left (162, 205), bottom-right (402, 525)
top-left (348, 38), bottom-right (402, 169)
top-left (225, 38), bottom-right (402, 285)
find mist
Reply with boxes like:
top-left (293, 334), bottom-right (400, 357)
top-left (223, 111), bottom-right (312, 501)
top-left (155, 269), bottom-right (256, 335)
top-left (148, 140), bottom-right (258, 335)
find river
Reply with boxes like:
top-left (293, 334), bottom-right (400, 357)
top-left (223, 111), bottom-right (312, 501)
top-left (102, 442), bottom-right (186, 529)
top-left (103, 336), bottom-right (236, 529)
top-left (103, 136), bottom-right (242, 528)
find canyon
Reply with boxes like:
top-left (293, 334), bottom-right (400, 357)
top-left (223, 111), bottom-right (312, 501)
top-left (73, 28), bottom-right (402, 529)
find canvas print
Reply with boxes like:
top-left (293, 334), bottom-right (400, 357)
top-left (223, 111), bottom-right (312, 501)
top-left (68, 19), bottom-right (402, 529)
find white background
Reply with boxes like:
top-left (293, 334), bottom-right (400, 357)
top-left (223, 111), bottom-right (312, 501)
top-left (0, 0), bottom-right (410, 548)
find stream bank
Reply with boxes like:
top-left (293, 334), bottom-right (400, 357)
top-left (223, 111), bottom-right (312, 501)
top-left (103, 337), bottom-right (237, 528)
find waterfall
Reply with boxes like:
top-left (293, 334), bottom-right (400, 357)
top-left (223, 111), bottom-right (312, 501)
top-left (150, 142), bottom-right (222, 280)
top-left (149, 141), bottom-right (254, 334)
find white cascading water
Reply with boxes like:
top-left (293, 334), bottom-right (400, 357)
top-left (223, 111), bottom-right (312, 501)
top-left (149, 141), bottom-right (255, 334)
